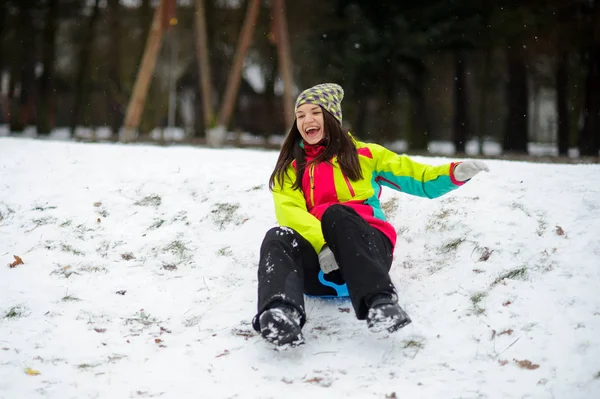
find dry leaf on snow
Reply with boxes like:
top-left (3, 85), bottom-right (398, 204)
top-left (24, 368), bottom-right (40, 376)
top-left (9, 255), bottom-right (24, 268)
top-left (514, 359), bottom-right (540, 370)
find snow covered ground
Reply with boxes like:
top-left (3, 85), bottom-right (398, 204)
top-left (1, 137), bottom-right (599, 399)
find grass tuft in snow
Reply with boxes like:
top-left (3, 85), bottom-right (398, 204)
top-left (492, 267), bottom-right (528, 286)
top-left (134, 194), bottom-right (162, 207)
top-left (470, 292), bottom-right (487, 315)
top-left (439, 237), bottom-right (465, 254)
top-left (79, 264), bottom-right (107, 273)
top-left (594, 371), bottom-right (600, 380)
top-left (149, 218), bottom-right (165, 230)
top-left (425, 208), bottom-right (456, 232)
top-left (403, 339), bottom-right (424, 349)
top-left (211, 202), bottom-right (242, 229)
top-left (165, 240), bottom-right (189, 257)
top-left (50, 264), bottom-right (81, 278)
top-left (62, 294), bottom-right (81, 302)
top-left (162, 263), bottom-right (178, 271)
top-left (217, 246), bottom-right (233, 257)
top-left (32, 204), bottom-right (57, 211)
top-left (125, 309), bottom-right (158, 330)
top-left (60, 243), bottom-right (85, 256)
top-left (31, 216), bottom-right (57, 228)
top-left (172, 211), bottom-right (188, 224)
top-left (77, 363), bottom-right (100, 370)
top-left (0, 203), bottom-right (15, 223)
top-left (4, 306), bottom-right (25, 318)
top-left (381, 197), bottom-right (399, 216)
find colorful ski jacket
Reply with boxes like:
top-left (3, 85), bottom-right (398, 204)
top-left (272, 136), bottom-right (464, 254)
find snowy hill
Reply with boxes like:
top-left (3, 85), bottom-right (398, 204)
top-left (1, 137), bottom-right (599, 399)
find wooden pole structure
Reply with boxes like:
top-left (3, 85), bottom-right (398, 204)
top-left (272, 0), bottom-right (294, 126)
top-left (194, 0), bottom-right (214, 129)
top-left (121, 0), bottom-right (165, 141)
top-left (216, 0), bottom-right (261, 128)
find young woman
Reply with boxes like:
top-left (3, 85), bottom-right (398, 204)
top-left (252, 83), bottom-right (489, 346)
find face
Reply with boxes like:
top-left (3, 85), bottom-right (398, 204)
top-left (295, 103), bottom-right (325, 145)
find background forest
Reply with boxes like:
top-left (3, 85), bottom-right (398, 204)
top-left (0, 0), bottom-right (599, 158)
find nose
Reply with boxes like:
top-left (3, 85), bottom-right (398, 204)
top-left (305, 112), bottom-right (315, 123)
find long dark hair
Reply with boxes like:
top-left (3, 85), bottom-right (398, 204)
top-left (269, 108), bottom-right (363, 191)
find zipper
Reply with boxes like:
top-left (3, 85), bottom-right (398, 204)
top-left (343, 172), bottom-right (355, 197)
top-left (309, 163), bottom-right (315, 207)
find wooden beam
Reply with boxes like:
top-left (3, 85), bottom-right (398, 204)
top-left (122, 0), bottom-right (165, 141)
top-left (272, 0), bottom-right (294, 126)
top-left (216, 0), bottom-right (261, 129)
top-left (194, 0), bottom-right (214, 130)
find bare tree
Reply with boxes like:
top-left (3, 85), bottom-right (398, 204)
top-left (37, 0), bottom-right (59, 135)
top-left (503, 43), bottom-right (529, 154)
top-left (106, 0), bottom-right (123, 137)
top-left (194, 0), bottom-right (214, 132)
top-left (70, 0), bottom-right (101, 138)
top-left (453, 50), bottom-right (469, 154)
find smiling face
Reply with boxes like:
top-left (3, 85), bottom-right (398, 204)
top-left (295, 103), bottom-right (325, 145)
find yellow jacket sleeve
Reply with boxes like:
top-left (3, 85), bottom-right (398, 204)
top-left (368, 143), bottom-right (462, 199)
top-left (272, 166), bottom-right (326, 253)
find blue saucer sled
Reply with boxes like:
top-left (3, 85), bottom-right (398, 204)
top-left (305, 271), bottom-right (349, 298)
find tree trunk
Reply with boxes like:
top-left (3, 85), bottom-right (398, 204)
top-left (503, 44), bottom-right (529, 154)
top-left (0, 2), bottom-right (6, 84)
top-left (0, 2), bottom-right (10, 124)
top-left (556, 51), bottom-right (570, 156)
top-left (37, 0), bottom-right (58, 136)
top-left (477, 49), bottom-right (492, 155)
top-left (106, 0), bottom-right (123, 137)
top-left (70, 0), bottom-right (101, 138)
top-left (453, 50), bottom-right (469, 154)
top-left (122, 0), bottom-right (165, 140)
top-left (194, 0), bottom-right (214, 133)
top-left (580, 44), bottom-right (600, 156)
top-left (137, 0), bottom-right (152, 69)
top-left (10, 3), bottom-right (36, 133)
top-left (580, 0), bottom-right (600, 157)
top-left (264, 44), bottom-right (278, 135)
top-left (272, 0), bottom-right (294, 127)
top-left (216, 0), bottom-right (261, 129)
top-left (407, 70), bottom-right (429, 152)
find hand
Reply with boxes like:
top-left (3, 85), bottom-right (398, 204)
top-left (454, 160), bottom-right (489, 182)
top-left (318, 246), bottom-right (339, 274)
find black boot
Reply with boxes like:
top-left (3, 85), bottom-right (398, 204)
top-left (366, 293), bottom-right (412, 333)
top-left (259, 302), bottom-right (304, 347)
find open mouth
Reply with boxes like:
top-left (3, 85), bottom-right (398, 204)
top-left (305, 126), bottom-right (320, 137)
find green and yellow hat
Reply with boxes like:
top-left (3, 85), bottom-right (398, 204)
top-left (294, 83), bottom-right (344, 125)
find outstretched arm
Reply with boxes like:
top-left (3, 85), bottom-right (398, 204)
top-left (369, 143), bottom-right (488, 198)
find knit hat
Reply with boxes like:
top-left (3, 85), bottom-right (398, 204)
top-left (294, 83), bottom-right (344, 124)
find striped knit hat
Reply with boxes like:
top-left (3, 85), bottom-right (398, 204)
top-left (294, 83), bottom-right (344, 124)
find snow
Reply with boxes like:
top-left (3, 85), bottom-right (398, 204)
top-left (1, 136), bottom-right (599, 399)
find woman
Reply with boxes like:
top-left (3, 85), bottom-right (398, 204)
top-left (252, 83), bottom-right (489, 347)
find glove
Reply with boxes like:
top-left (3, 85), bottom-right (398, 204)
top-left (453, 160), bottom-right (490, 182)
top-left (318, 245), bottom-right (339, 274)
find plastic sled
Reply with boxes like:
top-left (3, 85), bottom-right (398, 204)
top-left (305, 270), bottom-right (349, 299)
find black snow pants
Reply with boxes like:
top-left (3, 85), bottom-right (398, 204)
top-left (252, 204), bottom-right (395, 331)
